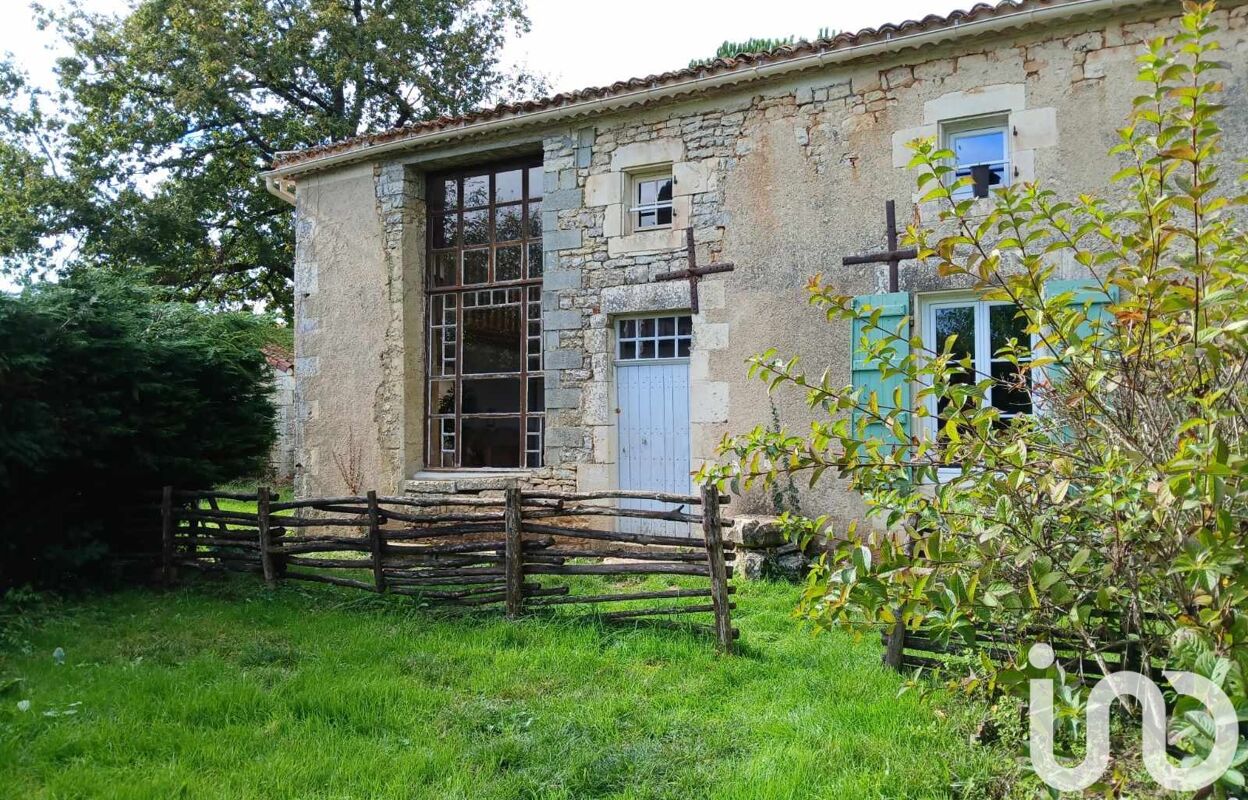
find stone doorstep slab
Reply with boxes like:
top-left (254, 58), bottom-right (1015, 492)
top-left (725, 514), bottom-right (789, 549)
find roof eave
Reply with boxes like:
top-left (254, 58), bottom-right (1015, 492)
top-left (262, 0), bottom-right (1149, 202)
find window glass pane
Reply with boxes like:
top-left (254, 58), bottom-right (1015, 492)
top-left (527, 242), bottom-right (543, 279)
top-left (430, 178), bottom-right (458, 210)
top-left (496, 246), bottom-right (522, 282)
top-left (461, 417), bottom-right (520, 467)
top-left (430, 380), bottom-right (456, 415)
top-left (638, 210), bottom-right (657, 229)
top-left (639, 318), bottom-right (655, 337)
top-left (463, 173), bottom-right (490, 207)
top-left (495, 204), bottom-right (523, 242)
top-left (656, 206), bottom-right (673, 226)
top-left (463, 305), bottom-right (522, 373)
top-left (620, 319), bottom-right (636, 338)
top-left (619, 340), bottom-right (636, 360)
top-left (431, 213), bottom-right (457, 249)
top-left (934, 306), bottom-right (975, 361)
top-left (639, 339), bottom-right (655, 359)
top-left (658, 317), bottom-right (675, 336)
top-left (463, 209), bottom-right (489, 245)
top-left (461, 377), bottom-right (522, 413)
top-left (677, 338), bottom-right (690, 357)
top-left (953, 130), bottom-right (1005, 166)
top-left (990, 362), bottom-right (1032, 415)
top-left (463, 249), bottom-right (489, 284)
top-left (990, 304), bottom-right (1028, 355)
top-left (495, 169), bottom-right (523, 204)
top-left (431, 251), bottom-right (457, 287)
top-left (678, 317), bottom-right (692, 335)
top-left (658, 338), bottom-right (675, 358)
top-left (527, 166), bottom-right (543, 198)
top-left (527, 201), bottom-right (542, 239)
top-left (528, 377), bottom-right (544, 413)
top-left (657, 179), bottom-right (672, 203)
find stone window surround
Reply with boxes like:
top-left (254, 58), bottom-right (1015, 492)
top-left (571, 279), bottom-right (730, 494)
top-left (585, 138), bottom-right (709, 258)
top-left (891, 83), bottom-right (1058, 213)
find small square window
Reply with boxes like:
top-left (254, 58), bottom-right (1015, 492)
top-left (946, 124), bottom-right (1009, 199)
top-left (629, 170), bottom-right (673, 230)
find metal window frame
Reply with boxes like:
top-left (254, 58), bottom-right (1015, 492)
top-left (945, 123), bottom-right (1011, 198)
top-left (425, 157), bottom-right (544, 470)
top-left (628, 170), bottom-right (674, 230)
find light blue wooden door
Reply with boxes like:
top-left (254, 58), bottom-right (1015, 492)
top-left (615, 315), bottom-right (693, 536)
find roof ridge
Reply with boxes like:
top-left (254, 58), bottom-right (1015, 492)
top-left (270, 0), bottom-right (1112, 172)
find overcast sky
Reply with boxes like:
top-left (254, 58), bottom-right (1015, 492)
top-left (1, 0), bottom-right (974, 100)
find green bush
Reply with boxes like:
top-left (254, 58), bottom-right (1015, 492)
top-left (705, 2), bottom-right (1247, 792)
top-left (0, 272), bottom-right (275, 589)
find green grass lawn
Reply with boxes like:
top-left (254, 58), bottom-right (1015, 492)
top-left (0, 577), bottom-right (1008, 799)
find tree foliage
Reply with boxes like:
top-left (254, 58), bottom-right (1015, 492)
top-left (0, 272), bottom-right (276, 589)
top-left (703, 3), bottom-right (1247, 791)
top-left (1, 0), bottom-right (541, 317)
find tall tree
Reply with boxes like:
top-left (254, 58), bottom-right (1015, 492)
top-left (9, 0), bottom-right (542, 317)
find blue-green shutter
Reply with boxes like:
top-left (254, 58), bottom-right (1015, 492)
top-left (850, 292), bottom-right (911, 452)
top-left (1042, 280), bottom-right (1118, 343)
top-left (1041, 280), bottom-right (1118, 412)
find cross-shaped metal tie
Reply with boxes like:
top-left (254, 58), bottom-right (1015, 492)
top-left (841, 200), bottom-right (918, 293)
top-left (654, 227), bottom-right (736, 313)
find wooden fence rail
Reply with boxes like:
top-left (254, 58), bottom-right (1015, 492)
top-left (158, 483), bottom-right (737, 652)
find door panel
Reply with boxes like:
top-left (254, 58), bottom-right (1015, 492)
top-left (616, 360), bottom-right (691, 536)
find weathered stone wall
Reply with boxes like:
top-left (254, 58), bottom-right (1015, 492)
top-left (535, 3), bottom-right (1248, 522)
top-left (267, 364), bottom-right (296, 483)
top-left (292, 3), bottom-right (1248, 517)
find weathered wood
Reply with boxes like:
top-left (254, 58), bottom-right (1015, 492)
top-left (527, 587), bottom-right (733, 607)
top-left (504, 486), bottom-right (524, 619)
top-left (536, 547), bottom-right (710, 562)
top-left (520, 522), bottom-right (720, 550)
top-left (178, 509), bottom-right (260, 525)
top-left (384, 565), bottom-right (507, 579)
top-left (268, 496), bottom-right (367, 511)
top-left (700, 484), bottom-right (735, 654)
top-left (177, 525), bottom-right (255, 541)
top-left (527, 506), bottom-right (702, 524)
top-left (366, 491), bottom-right (386, 593)
top-left (524, 563), bottom-right (712, 577)
top-left (282, 570), bottom-right (376, 591)
top-left (160, 486), bottom-right (175, 586)
top-left (284, 556), bottom-right (374, 569)
top-left (174, 489), bottom-right (277, 502)
top-left (384, 574), bottom-right (508, 587)
top-left (380, 523), bottom-right (506, 540)
top-left (380, 508), bottom-right (507, 524)
top-left (271, 541), bottom-right (372, 554)
top-left (257, 487), bottom-right (276, 587)
top-left (521, 489), bottom-right (711, 504)
top-left (178, 537), bottom-right (261, 550)
top-left (601, 603), bottom-right (724, 620)
top-left (883, 621), bottom-right (908, 670)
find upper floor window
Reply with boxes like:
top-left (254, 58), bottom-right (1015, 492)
top-left (630, 170), bottom-right (673, 230)
top-left (947, 124), bottom-right (1009, 199)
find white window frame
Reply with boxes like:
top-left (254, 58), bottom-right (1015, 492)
top-left (628, 168), bottom-right (674, 232)
top-left (943, 118), bottom-right (1011, 199)
top-left (918, 293), bottom-right (1034, 481)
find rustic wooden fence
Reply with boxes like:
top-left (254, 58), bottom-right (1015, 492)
top-left (158, 484), bottom-right (737, 652)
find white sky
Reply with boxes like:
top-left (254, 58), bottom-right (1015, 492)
top-left (0, 0), bottom-right (975, 292)
top-left (1, 0), bottom-right (975, 108)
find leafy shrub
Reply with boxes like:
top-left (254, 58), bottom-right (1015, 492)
top-left (704, 2), bottom-right (1247, 791)
top-left (0, 272), bottom-right (274, 589)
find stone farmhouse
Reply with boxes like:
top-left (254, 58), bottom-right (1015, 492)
top-left (262, 0), bottom-right (1248, 525)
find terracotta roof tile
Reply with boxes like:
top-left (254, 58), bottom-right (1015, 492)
top-left (271, 1), bottom-right (1082, 171)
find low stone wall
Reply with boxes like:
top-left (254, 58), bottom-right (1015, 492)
top-left (726, 515), bottom-right (810, 581)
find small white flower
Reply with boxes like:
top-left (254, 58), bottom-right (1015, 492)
top-left (16, 700), bottom-right (30, 712)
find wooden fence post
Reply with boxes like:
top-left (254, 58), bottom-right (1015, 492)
top-left (160, 485), bottom-right (175, 586)
top-left (700, 484), bottom-right (734, 654)
top-left (257, 486), bottom-right (275, 587)
top-left (367, 490), bottom-right (386, 593)
top-left (504, 485), bottom-right (524, 619)
top-left (883, 619), bottom-right (907, 670)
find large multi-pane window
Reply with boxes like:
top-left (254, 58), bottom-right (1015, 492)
top-left (426, 160), bottom-right (544, 468)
